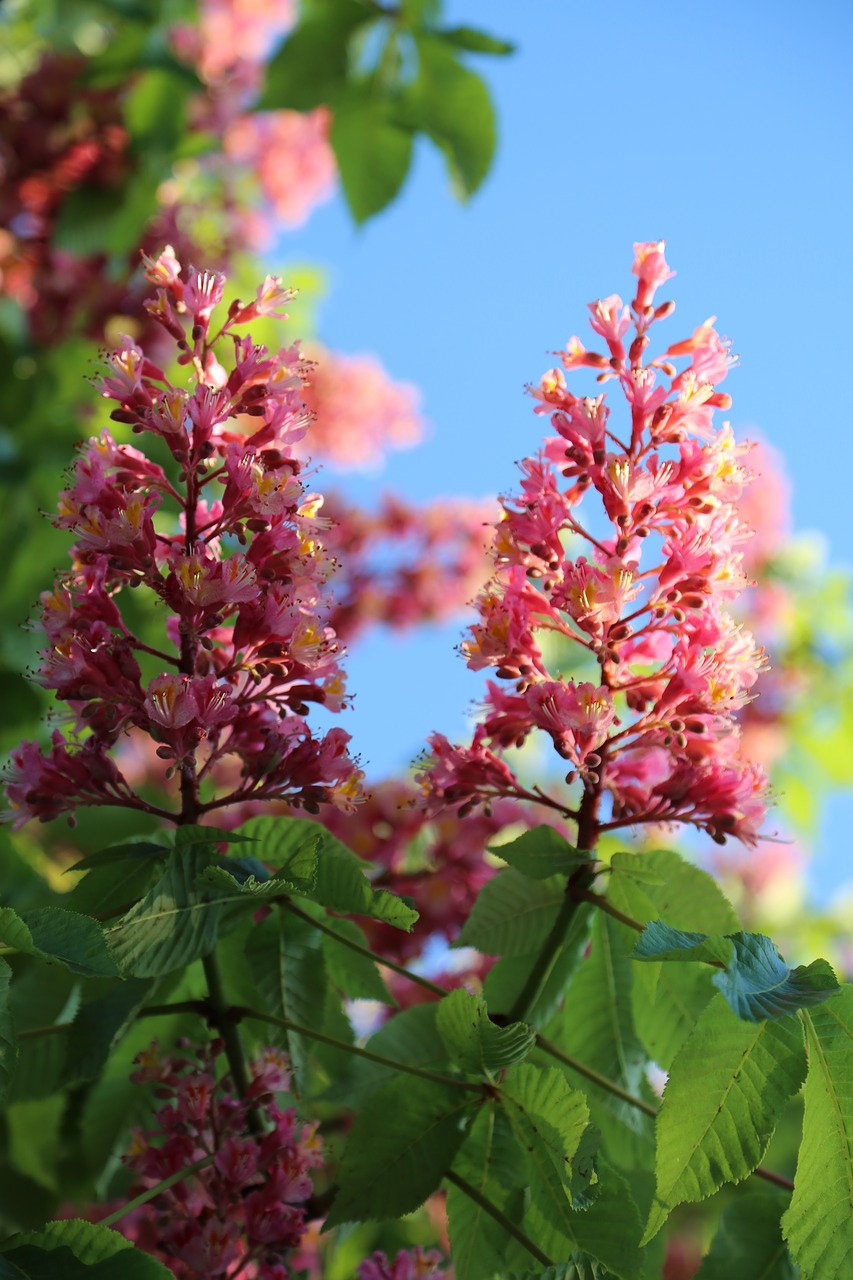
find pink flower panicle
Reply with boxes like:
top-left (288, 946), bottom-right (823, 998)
top-left (323, 493), bottom-right (496, 641)
top-left (224, 108), bottom-right (337, 233)
top-left (4, 247), bottom-right (363, 829)
top-left (112, 1039), bottom-right (321, 1280)
top-left (419, 243), bottom-right (771, 846)
top-left (297, 348), bottom-right (424, 470)
top-left (173, 0), bottom-right (337, 237)
top-left (358, 1246), bottom-right (450, 1280)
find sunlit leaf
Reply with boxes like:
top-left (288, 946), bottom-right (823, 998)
top-left (783, 985), bottom-right (853, 1279)
top-left (436, 988), bottom-right (535, 1074)
top-left (490, 826), bottom-right (590, 880)
top-left (643, 995), bottom-right (806, 1242)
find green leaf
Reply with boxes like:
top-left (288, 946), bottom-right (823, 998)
top-left (0, 668), bottom-right (42, 749)
top-left (124, 68), bottom-right (189, 151)
top-left (325, 1075), bottom-right (474, 1226)
top-left (66, 842), bottom-right (169, 874)
top-left (436, 989), bottom-right (535, 1074)
top-left (7, 966), bottom-right (77, 1102)
top-left (490, 827), bottom-right (591, 880)
top-left (696, 1191), bottom-right (797, 1279)
top-left (1, 1217), bottom-right (142, 1259)
top-left (566, 1168), bottom-right (645, 1280)
top-left (506, 1266), bottom-right (616, 1280)
top-left (633, 921), bottom-right (733, 967)
top-left (239, 817), bottom-right (416, 928)
top-left (636, 922), bottom-right (840, 1021)
top-left (331, 87), bottom-right (414, 223)
top-left (0, 1247), bottom-right (172, 1278)
top-left (239, 816), bottom-right (364, 909)
top-left (79, 970), bottom-right (201, 1174)
top-left (173, 825), bottom-right (252, 850)
top-left (783, 985), bottom-right (853, 1279)
top-left (0, 1219), bottom-right (173, 1277)
top-left (498, 1064), bottom-right (589, 1240)
top-left (0, 1257), bottom-right (28, 1279)
top-left (448, 1102), bottom-right (534, 1279)
top-left (608, 849), bottom-right (739, 1068)
top-left (547, 914), bottom-right (651, 1153)
top-left (484, 902), bottom-right (592, 1028)
top-left (257, 4), bottom-right (370, 111)
top-left (368, 887), bottom-right (418, 931)
top-left (414, 37), bottom-right (496, 196)
top-left (52, 184), bottom-right (134, 257)
top-left (324, 1003), bottom-right (449, 1105)
top-left (437, 25), bottom-right (515, 55)
top-left (106, 849), bottom-right (222, 978)
top-left (64, 855), bottom-right (161, 919)
top-left (63, 979), bottom-right (153, 1086)
top-left (0, 959), bottom-right (18, 1107)
top-left (457, 869), bottom-right (566, 957)
top-left (321, 918), bottom-right (395, 1004)
top-left (197, 863), bottom-right (310, 902)
top-left (6, 1096), bottom-right (64, 1192)
top-left (223, 816), bottom-right (318, 892)
top-left (609, 849), bottom-right (739, 933)
top-left (246, 911), bottom-right (326, 1090)
top-left (0, 906), bottom-right (118, 978)
top-left (644, 994), bottom-right (806, 1243)
top-left (713, 934), bottom-right (839, 1022)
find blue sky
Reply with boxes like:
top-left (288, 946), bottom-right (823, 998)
top-left (277, 0), bottom-right (853, 898)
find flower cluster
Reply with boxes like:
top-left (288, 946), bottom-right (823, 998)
top-left (358, 1246), bottom-right (450, 1280)
top-left (323, 493), bottom-right (495, 642)
top-left (5, 248), bottom-right (363, 828)
top-left (0, 53), bottom-right (132, 342)
top-left (298, 349), bottom-right (424, 470)
top-left (173, 0), bottom-right (336, 237)
top-left (419, 243), bottom-right (770, 847)
top-left (1, 2), bottom-right (335, 344)
top-left (113, 1039), bottom-right (322, 1279)
top-left (320, 779), bottom-right (537, 968)
top-left (223, 108), bottom-right (337, 233)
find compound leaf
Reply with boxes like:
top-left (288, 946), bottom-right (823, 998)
top-left (644, 995), bottom-right (806, 1243)
top-left (783, 985), bottom-right (853, 1279)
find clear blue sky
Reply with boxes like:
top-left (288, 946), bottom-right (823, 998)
top-left (277, 0), bottom-right (853, 899)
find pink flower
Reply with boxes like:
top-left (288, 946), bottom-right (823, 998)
top-left (632, 239), bottom-right (675, 313)
top-left (298, 347), bottom-right (424, 470)
top-left (422, 244), bottom-right (770, 846)
top-left (96, 1040), bottom-right (321, 1277)
top-left (5, 251), bottom-right (363, 827)
top-left (224, 108), bottom-right (337, 230)
top-left (359, 1247), bottom-right (449, 1280)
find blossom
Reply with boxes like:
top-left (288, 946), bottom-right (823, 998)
top-left (421, 245), bottom-right (770, 847)
top-left (358, 1247), bottom-right (450, 1280)
top-left (103, 1039), bottom-right (320, 1279)
top-left (298, 347), bottom-right (424, 470)
top-left (224, 109), bottom-right (337, 230)
top-left (4, 250), bottom-right (362, 828)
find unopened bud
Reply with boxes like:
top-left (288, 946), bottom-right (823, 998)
top-left (629, 334), bottom-right (649, 363)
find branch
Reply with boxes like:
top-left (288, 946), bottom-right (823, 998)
top-left (235, 1005), bottom-right (484, 1094)
top-left (281, 899), bottom-right (448, 999)
top-left (99, 1154), bottom-right (214, 1228)
top-left (202, 951), bottom-right (262, 1134)
top-left (445, 1169), bottom-right (555, 1267)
